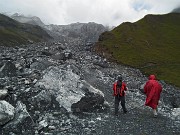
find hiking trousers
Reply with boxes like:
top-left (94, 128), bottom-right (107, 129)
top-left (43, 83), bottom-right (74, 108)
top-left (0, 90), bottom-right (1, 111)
top-left (115, 96), bottom-right (127, 114)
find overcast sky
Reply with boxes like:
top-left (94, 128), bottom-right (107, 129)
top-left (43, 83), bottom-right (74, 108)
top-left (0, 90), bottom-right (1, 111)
top-left (0, 0), bottom-right (180, 26)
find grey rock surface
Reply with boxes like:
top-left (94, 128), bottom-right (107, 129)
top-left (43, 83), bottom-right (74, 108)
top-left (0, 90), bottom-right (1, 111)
top-left (0, 30), bottom-right (179, 135)
top-left (0, 100), bottom-right (15, 125)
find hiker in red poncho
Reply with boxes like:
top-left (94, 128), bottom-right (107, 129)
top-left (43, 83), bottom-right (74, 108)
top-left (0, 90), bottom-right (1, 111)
top-left (144, 75), bottom-right (162, 117)
top-left (113, 75), bottom-right (127, 115)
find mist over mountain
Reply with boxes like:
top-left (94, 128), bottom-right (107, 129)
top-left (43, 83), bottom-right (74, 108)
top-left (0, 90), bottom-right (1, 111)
top-left (171, 7), bottom-right (180, 13)
top-left (11, 13), bottom-right (45, 27)
top-left (0, 14), bottom-right (52, 46)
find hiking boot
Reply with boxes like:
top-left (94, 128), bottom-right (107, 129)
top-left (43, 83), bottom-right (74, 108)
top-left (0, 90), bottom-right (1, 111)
top-left (154, 114), bottom-right (158, 118)
top-left (153, 109), bottom-right (157, 118)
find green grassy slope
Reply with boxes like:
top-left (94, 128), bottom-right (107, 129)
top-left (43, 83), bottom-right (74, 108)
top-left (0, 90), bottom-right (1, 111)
top-left (94, 13), bottom-right (180, 87)
top-left (0, 14), bottom-right (52, 46)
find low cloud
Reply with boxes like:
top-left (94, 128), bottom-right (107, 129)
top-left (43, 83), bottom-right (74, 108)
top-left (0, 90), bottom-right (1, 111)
top-left (0, 0), bottom-right (179, 26)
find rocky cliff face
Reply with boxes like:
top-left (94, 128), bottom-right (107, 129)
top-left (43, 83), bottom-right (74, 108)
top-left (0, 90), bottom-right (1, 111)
top-left (44, 22), bottom-right (108, 42)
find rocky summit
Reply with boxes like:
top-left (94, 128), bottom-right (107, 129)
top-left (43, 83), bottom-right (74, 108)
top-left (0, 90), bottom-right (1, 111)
top-left (0, 37), bottom-right (180, 134)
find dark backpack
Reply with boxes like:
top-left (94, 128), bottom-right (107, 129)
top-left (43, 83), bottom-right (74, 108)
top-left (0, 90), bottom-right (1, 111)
top-left (116, 81), bottom-right (124, 96)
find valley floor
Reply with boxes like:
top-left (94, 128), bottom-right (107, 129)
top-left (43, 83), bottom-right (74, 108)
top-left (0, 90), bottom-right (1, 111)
top-left (0, 38), bottom-right (180, 135)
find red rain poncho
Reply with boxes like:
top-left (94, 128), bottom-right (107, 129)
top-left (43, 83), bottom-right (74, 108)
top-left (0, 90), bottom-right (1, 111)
top-left (144, 75), bottom-right (162, 109)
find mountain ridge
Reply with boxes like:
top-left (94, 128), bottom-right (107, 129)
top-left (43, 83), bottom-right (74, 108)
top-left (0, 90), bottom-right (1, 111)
top-left (171, 7), bottom-right (180, 13)
top-left (44, 22), bottom-right (109, 42)
top-left (11, 13), bottom-right (45, 27)
top-left (4, 12), bottom-right (109, 42)
top-left (0, 14), bottom-right (52, 46)
top-left (94, 13), bottom-right (180, 87)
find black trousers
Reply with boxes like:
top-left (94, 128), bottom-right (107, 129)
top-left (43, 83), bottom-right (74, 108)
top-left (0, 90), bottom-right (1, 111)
top-left (115, 96), bottom-right (127, 114)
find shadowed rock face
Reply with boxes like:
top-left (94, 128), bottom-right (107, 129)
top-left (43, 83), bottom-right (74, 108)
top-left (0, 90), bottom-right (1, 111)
top-left (71, 92), bottom-right (105, 113)
top-left (0, 61), bottom-right (17, 77)
top-left (36, 66), bottom-right (107, 113)
top-left (44, 22), bottom-right (108, 41)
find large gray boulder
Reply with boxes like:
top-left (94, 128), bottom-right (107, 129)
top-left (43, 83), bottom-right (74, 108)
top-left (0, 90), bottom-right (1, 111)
top-left (30, 60), bottom-right (52, 71)
top-left (2, 101), bottom-right (34, 134)
top-left (0, 89), bottom-right (8, 99)
top-left (0, 61), bottom-right (17, 77)
top-left (52, 50), bottom-right (72, 61)
top-left (71, 81), bottom-right (106, 113)
top-left (36, 66), bottom-right (108, 113)
top-left (0, 100), bottom-right (15, 125)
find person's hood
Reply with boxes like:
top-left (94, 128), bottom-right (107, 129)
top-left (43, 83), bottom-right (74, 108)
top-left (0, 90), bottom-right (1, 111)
top-left (149, 75), bottom-right (156, 80)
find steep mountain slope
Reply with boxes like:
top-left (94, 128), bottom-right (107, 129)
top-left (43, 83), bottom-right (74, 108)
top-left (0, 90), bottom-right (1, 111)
top-left (11, 13), bottom-right (45, 27)
top-left (0, 14), bottom-right (52, 46)
top-left (94, 13), bottom-right (180, 87)
top-left (6, 13), bottom-right (108, 43)
top-left (171, 7), bottom-right (180, 13)
top-left (45, 22), bottom-right (108, 42)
